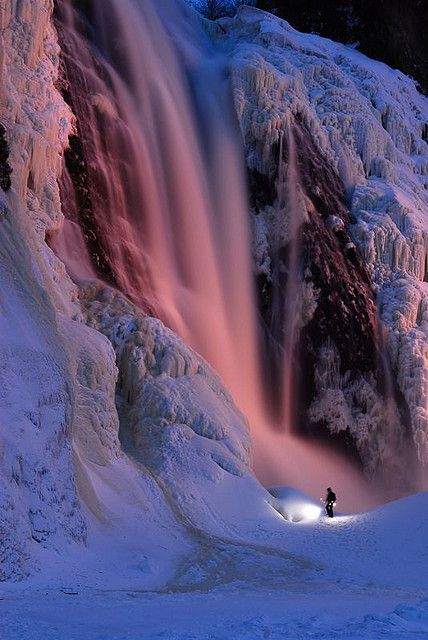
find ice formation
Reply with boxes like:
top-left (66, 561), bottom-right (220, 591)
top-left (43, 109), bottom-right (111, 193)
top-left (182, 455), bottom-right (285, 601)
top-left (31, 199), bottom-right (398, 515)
top-left (0, 0), bottom-right (86, 580)
top-left (219, 7), bottom-right (428, 479)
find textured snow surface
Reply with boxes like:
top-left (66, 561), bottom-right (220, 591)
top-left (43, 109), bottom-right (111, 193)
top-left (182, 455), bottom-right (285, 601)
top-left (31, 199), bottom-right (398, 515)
top-left (2, 492), bottom-right (428, 639)
top-left (219, 6), bottom-right (428, 468)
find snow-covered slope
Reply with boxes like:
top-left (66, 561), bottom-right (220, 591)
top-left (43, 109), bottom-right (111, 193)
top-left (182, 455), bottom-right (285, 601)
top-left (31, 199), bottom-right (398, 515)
top-left (219, 7), bottom-right (428, 479)
top-left (258, 0), bottom-right (428, 95)
top-left (0, 0), bottom-right (86, 580)
top-left (2, 491), bottom-right (428, 638)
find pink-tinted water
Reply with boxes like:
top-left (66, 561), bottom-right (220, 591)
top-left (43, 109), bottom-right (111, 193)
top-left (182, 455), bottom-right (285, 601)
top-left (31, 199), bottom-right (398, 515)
top-left (53, 0), bottom-right (383, 510)
top-left (280, 129), bottom-right (306, 426)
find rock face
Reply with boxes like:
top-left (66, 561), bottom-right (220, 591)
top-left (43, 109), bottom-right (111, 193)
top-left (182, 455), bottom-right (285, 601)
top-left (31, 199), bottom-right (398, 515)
top-left (257, 0), bottom-right (428, 95)
top-left (0, 124), bottom-right (12, 191)
top-left (219, 7), bottom-right (428, 480)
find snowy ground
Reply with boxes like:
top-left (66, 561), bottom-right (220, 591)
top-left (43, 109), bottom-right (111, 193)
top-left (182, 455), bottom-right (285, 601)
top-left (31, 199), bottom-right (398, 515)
top-left (2, 491), bottom-right (428, 639)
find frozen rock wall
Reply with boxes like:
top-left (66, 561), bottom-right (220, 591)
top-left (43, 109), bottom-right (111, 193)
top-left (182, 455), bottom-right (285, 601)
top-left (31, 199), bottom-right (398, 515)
top-left (219, 7), bottom-right (428, 479)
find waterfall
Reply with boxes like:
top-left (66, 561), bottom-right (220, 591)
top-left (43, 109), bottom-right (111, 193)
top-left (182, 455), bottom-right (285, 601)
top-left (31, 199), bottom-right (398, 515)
top-left (280, 129), bottom-right (305, 427)
top-left (265, 127), bottom-right (305, 425)
top-left (53, 0), bottom-right (379, 508)
top-left (54, 0), bottom-right (263, 410)
top-left (375, 308), bottom-right (416, 492)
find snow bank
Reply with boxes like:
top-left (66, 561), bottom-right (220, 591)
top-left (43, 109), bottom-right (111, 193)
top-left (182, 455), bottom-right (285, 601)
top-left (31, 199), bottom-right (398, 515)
top-left (78, 283), bottom-right (278, 538)
top-left (2, 491), bottom-right (428, 638)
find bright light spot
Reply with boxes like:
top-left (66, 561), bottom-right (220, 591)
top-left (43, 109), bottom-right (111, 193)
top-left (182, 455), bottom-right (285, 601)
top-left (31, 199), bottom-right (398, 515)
top-left (280, 501), bottom-right (322, 523)
top-left (301, 503), bottom-right (322, 521)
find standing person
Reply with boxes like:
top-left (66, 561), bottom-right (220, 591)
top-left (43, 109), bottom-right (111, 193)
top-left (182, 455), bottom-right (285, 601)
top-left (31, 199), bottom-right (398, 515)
top-left (325, 487), bottom-right (336, 518)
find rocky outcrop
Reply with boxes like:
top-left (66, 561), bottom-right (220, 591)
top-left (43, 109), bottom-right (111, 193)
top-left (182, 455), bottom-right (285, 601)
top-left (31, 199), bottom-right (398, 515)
top-left (0, 124), bottom-right (12, 191)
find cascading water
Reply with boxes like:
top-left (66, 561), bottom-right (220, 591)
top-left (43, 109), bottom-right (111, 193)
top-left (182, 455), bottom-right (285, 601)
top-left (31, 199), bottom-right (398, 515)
top-left (53, 0), bottom-right (388, 508)
top-left (279, 129), bottom-right (306, 427)
top-left (374, 305), bottom-right (416, 489)
top-left (54, 0), bottom-right (263, 410)
top-left (264, 127), bottom-right (305, 426)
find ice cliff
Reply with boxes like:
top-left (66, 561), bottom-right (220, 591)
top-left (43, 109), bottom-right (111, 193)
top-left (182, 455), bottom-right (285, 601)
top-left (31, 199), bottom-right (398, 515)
top-left (0, 0), bottom-right (85, 579)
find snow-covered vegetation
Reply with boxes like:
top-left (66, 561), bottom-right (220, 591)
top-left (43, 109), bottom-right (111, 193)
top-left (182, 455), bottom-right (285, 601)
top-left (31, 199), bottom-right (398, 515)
top-left (185, 0), bottom-right (255, 19)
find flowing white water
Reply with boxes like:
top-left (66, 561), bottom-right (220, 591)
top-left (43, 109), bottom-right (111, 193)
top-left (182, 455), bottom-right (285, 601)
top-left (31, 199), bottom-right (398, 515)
top-left (55, 0), bottom-right (261, 404)
top-left (53, 0), bottom-right (380, 509)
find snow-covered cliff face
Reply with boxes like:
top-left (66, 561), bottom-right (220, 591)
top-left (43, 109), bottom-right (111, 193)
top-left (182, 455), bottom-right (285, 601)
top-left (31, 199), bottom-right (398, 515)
top-left (0, 1), bottom-right (273, 582)
top-left (219, 7), bottom-right (428, 481)
top-left (0, 0), bottom-right (86, 580)
top-left (258, 0), bottom-right (428, 95)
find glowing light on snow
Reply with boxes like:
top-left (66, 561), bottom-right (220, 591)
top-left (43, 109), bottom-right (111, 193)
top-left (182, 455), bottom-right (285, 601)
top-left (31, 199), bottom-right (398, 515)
top-left (281, 501), bottom-right (322, 522)
top-left (300, 504), bottom-right (322, 521)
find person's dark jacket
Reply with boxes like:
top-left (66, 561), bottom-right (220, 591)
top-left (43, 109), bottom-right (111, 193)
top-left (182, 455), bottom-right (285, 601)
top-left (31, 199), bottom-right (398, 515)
top-left (326, 490), bottom-right (336, 504)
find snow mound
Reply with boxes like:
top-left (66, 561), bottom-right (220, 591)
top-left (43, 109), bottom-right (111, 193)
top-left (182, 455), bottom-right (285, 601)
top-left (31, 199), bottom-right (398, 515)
top-left (78, 283), bottom-right (280, 538)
